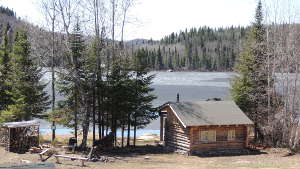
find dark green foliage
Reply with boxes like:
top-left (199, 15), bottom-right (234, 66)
top-left (136, 26), bottom-right (248, 71)
top-left (105, 64), bottom-right (135, 133)
top-left (231, 0), bottom-right (267, 115)
top-left (231, 0), bottom-right (278, 142)
top-left (133, 50), bottom-right (157, 129)
top-left (0, 29), bottom-right (50, 122)
top-left (0, 23), bottom-right (12, 111)
top-left (0, 6), bottom-right (16, 17)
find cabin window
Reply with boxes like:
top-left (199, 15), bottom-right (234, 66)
top-left (228, 129), bottom-right (235, 141)
top-left (200, 130), bottom-right (216, 142)
top-left (248, 126), bottom-right (255, 137)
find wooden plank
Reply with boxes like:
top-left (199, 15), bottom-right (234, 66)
top-left (166, 128), bottom-right (189, 137)
top-left (191, 142), bottom-right (244, 149)
top-left (54, 155), bottom-right (88, 167)
top-left (165, 133), bottom-right (189, 139)
top-left (165, 137), bottom-right (189, 144)
top-left (54, 155), bottom-right (88, 161)
top-left (166, 142), bottom-right (190, 150)
top-left (166, 142), bottom-right (190, 151)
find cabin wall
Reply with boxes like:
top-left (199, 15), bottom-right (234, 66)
top-left (164, 107), bottom-right (190, 153)
top-left (189, 125), bottom-right (248, 153)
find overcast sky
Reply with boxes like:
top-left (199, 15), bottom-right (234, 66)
top-left (0, 0), bottom-right (272, 40)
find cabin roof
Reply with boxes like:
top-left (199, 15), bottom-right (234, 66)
top-left (166, 101), bottom-right (253, 127)
top-left (1, 120), bottom-right (39, 128)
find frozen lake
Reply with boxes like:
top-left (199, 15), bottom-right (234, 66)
top-left (39, 70), bottom-right (235, 135)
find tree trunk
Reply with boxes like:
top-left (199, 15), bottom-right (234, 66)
top-left (74, 88), bottom-right (78, 142)
top-left (51, 0), bottom-right (56, 143)
top-left (121, 124), bottom-right (124, 148)
top-left (127, 113), bottom-right (131, 146)
top-left (133, 115), bottom-right (137, 147)
top-left (106, 111), bottom-right (109, 136)
top-left (92, 87), bottom-right (96, 145)
top-left (81, 105), bottom-right (91, 149)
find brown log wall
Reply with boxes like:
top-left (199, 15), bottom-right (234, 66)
top-left (164, 107), bottom-right (190, 153)
top-left (161, 105), bottom-right (252, 154)
top-left (189, 125), bottom-right (248, 152)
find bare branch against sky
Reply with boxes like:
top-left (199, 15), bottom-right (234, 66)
top-left (1, 0), bottom-right (300, 40)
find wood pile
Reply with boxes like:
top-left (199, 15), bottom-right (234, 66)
top-left (0, 121), bottom-right (39, 153)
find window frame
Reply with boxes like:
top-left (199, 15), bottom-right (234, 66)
top-left (228, 129), bottom-right (236, 141)
top-left (200, 130), bottom-right (216, 143)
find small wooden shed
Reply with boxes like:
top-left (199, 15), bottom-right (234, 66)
top-left (159, 101), bottom-right (254, 154)
top-left (0, 120), bottom-right (39, 153)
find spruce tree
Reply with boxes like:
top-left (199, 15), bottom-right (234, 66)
top-left (156, 46), bottom-right (163, 70)
top-left (53, 21), bottom-right (94, 147)
top-left (132, 50), bottom-right (157, 146)
top-left (0, 23), bottom-right (12, 111)
top-left (231, 0), bottom-right (272, 141)
top-left (0, 29), bottom-right (50, 122)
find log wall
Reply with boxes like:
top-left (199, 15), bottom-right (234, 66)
top-left (164, 107), bottom-right (190, 153)
top-left (161, 105), bottom-right (252, 154)
top-left (189, 125), bottom-right (248, 153)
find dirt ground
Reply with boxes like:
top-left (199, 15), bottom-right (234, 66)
top-left (1, 145), bottom-right (300, 169)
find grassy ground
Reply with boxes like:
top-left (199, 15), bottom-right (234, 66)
top-left (0, 134), bottom-right (300, 169)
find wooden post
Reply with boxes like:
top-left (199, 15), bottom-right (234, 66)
top-left (38, 126), bottom-right (40, 145)
top-left (245, 125), bottom-right (249, 147)
top-left (55, 156), bottom-right (60, 164)
top-left (160, 113), bottom-right (164, 141)
top-left (189, 127), bottom-right (193, 154)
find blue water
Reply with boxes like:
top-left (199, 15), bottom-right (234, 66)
top-left (40, 128), bottom-right (160, 137)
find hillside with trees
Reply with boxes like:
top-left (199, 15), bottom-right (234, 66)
top-left (0, 5), bottom-right (249, 72)
top-left (133, 26), bottom-right (249, 71)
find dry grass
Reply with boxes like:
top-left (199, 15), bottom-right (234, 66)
top-left (1, 134), bottom-right (300, 169)
top-left (41, 133), bottom-right (160, 147)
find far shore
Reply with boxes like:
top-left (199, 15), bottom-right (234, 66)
top-left (41, 133), bottom-right (160, 147)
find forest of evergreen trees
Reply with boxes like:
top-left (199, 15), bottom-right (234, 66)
top-left (0, 6), bottom-right (16, 17)
top-left (133, 26), bottom-right (249, 71)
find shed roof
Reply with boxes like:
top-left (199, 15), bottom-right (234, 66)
top-left (1, 120), bottom-right (39, 128)
top-left (165, 101), bottom-right (253, 127)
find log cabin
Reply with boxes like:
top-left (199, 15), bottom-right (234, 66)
top-left (159, 100), bottom-right (254, 154)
